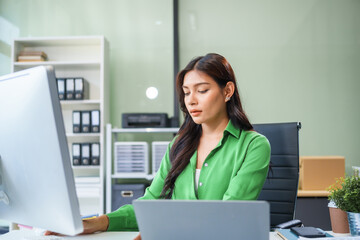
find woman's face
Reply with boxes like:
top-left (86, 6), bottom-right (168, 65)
top-left (182, 70), bottom-right (228, 125)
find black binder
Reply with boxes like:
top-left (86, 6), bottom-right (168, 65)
top-left (91, 143), bottom-right (100, 165)
top-left (91, 110), bottom-right (100, 133)
top-left (72, 143), bottom-right (81, 165)
top-left (65, 78), bottom-right (75, 100)
top-left (56, 78), bottom-right (66, 100)
top-left (81, 143), bottom-right (91, 165)
top-left (72, 111), bottom-right (81, 133)
top-left (74, 78), bottom-right (88, 100)
top-left (81, 111), bottom-right (91, 133)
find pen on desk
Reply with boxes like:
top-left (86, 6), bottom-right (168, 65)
top-left (82, 214), bottom-right (99, 220)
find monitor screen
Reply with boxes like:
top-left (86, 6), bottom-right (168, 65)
top-left (0, 66), bottom-right (83, 235)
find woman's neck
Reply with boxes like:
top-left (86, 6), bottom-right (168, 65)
top-left (201, 117), bottom-right (229, 138)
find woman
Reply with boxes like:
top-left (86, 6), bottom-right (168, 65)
top-left (46, 53), bottom-right (270, 238)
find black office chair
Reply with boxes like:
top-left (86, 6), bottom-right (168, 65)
top-left (254, 122), bottom-right (301, 229)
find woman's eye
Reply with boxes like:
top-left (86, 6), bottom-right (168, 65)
top-left (199, 89), bottom-right (208, 94)
top-left (184, 92), bottom-right (190, 96)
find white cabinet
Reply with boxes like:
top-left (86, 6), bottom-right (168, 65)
top-left (105, 124), bottom-right (178, 213)
top-left (12, 36), bottom-right (109, 215)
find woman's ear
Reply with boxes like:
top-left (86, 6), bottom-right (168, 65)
top-left (224, 82), bottom-right (235, 102)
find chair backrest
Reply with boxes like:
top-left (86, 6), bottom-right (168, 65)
top-left (253, 122), bottom-right (301, 228)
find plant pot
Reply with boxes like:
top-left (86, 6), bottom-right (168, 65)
top-left (328, 201), bottom-right (350, 233)
top-left (347, 212), bottom-right (360, 236)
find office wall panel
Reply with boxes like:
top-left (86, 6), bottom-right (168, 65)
top-left (0, 0), bottom-right (174, 128)
top-left (0, 0), bottom-right (359, 174)
top-left (179, 0), bottom-right (360, 174)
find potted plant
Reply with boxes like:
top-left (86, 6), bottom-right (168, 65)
top-left (328, 175), bottom-right (360, 236)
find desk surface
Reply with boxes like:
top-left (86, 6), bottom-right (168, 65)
top-left (0, 229), bottom-right (283, 240)
top-left (297, 190), bottom-right (329, 197)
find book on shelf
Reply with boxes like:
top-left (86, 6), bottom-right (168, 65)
top-left (17, 51), bottom-right (48, 62)
top-left (17, 55), bottom-right (46, 62)
top-left (19, 51), bottom-right (47, 58)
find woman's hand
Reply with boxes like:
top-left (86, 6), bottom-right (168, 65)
top-left (133, 233), bottom-right (142, 240)
top-left (44, 214), bottom-right (109, 236)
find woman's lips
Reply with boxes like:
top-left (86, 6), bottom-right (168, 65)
top-left (190, 110), bottom-right (202, 117)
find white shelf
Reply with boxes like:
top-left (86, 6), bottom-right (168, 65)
top-left (112, 128), bottom-right (179, 133)
top-left (76, 185), bottom-right (101, 198)
top-left (106, 124), bottom-right (177, 213)
top-left (14, 61), bottom-right (100, 66)
top-left (72, 166), bottom-right (101, 170)
top-left (61, 99), bottom-right (101, 105)
top-left (66, 133), bottom-right (101, 138)
top-left (14, 36), bottom-right (104, 46)
top-left (60, 100), bottom-right (100, 111)
top-left (111, 173), bottom-right (154, 180)
top-left (12, 36), bottom-right (109, 216)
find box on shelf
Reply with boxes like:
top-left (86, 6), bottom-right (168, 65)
top-left (113, 142), bottom-right (149, 174)
top-left (111, 184), bottom-right (147, 211)
top-left (299, 156), bottom-right (345, 190)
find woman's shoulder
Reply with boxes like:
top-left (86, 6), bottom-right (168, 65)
top-left (240, 129), bottom-right (270, 146)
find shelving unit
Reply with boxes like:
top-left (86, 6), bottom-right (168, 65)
top-left (12, 36), bottom-right (109, 216)
top-left (105, 124), bottom-right (178, 213)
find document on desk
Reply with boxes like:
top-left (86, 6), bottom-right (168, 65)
top-left (276, 228), bottom-right (360, 240)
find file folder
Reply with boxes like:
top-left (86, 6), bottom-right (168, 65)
top-left (91, 110), bottom-right (100, 133)
top-left (90, 143), bottom-right (100, 165)
top-left (81, 111), bottom-right (91, 133)
top-left (72, 111), bottom-right (81, 133)
top-left (66, 78), bottom-right (75, 100)
top-left (74, 78), bottom-right (89, 100)
top-left (72, 143), bottom-right (81, 165)
top-left (81, 143), bottom-right (91, 165)
top-left (56, 78), bottom-right (66, 100)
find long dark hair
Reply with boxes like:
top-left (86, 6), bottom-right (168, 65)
top-left (160, 53), bottom-right (253, 198)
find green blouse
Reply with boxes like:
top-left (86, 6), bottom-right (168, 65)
top-left (106, 120), bottom-right (271, 231)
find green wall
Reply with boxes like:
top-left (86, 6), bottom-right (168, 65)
top-left (0, 0), bottom-right (359, 174)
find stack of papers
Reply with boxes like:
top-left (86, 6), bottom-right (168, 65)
top-left (276, 229), bottom-right (360, 240)
top-left (276, 229), bottom-right (332, 240)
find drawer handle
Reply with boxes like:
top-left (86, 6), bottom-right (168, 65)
top-left (121, 191), bottom-right (134, 198)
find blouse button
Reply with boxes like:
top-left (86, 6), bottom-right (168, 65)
top-left (204, 163), bottom-right (208, 167)
top-left (199, 182), bottom-right (203, 187)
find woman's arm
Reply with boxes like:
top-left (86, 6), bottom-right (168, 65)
top-left (106, 142), bottom-right (172, 231)
top-left (223, 135), bottom-right (271, 200)
top-left (44, 214), bottom-right (109, 236)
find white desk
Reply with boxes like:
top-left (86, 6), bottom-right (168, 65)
top-left (0, 229), bottom-right (283, 240)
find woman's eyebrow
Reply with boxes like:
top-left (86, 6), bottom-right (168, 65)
top-left (182, 82), bottom-right (211, 89)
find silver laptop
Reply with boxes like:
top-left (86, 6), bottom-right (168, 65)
top-left (133, 200), bottom-right (270, 240)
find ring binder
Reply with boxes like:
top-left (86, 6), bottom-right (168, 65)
top-left (91, 110), bottom-right (100, 133)
top-left (72, 143), bottom-right (81, 165)
top-left (91, 143), bottom-right (100, 165)
top-left (81, 111), bottom-right (91, 133)
top-left (81, 143), bottom-right (91, 165)
top-left (72, 111), bottom-right (81, 133)
top-left (74, 78), bottom-right (89, 100)
top-left (56, 78), bottom-right (66, 100)
top-left (65, 78), bottom-right (75, 100)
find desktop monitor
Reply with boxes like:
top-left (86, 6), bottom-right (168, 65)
top-left (0, 66), bottom-right (83, 235)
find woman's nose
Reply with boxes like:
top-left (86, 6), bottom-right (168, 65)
top-left (186, 93), bottom-right (197, 105)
